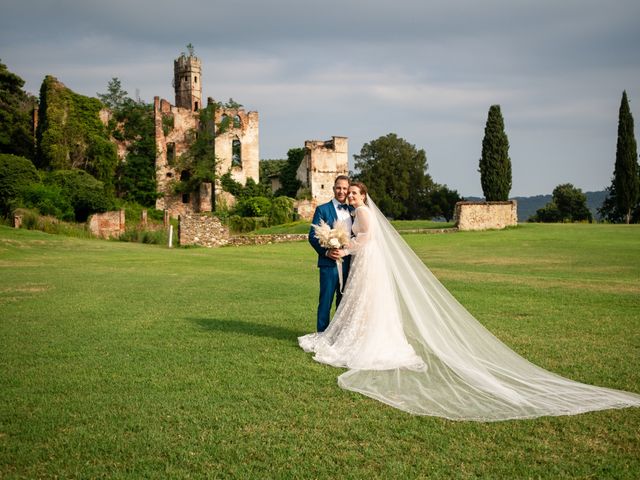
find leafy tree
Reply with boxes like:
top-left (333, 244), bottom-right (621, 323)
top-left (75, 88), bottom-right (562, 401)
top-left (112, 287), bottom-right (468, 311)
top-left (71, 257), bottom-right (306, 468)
top-left (97, 78), bottom-right (158, 206)
top-left (46, 169), bottom-right (113, 221)
top-left (21, 183), bottom-right (74, 220)
top-left (0, 153), bottom-right (40, 216)
top-left (172, 105), bottom-right (217, 201)
top-left (479, 105), bottom-right (512, 201)
top-left (530, 202), bottom-right (562, 223)
top-left (354, 133), bottom-right (434, 219)
top-left (234, 196), bottom-right (272, 217)
top-left (530, 183), bottom-right (592, 222)
top-left (220, 173), bottom-right (271, 199)
top-left (36, 76), bottom-right (118, 194)
top-left (259, 159), bottom-right (287, 189)
top-left (111, 100), bottom-right (158, 206)
top-left (242, 177), bottom-right (271, 198)
top-left (97, 77), bottom-right (128, 112)
top-left (601, 91), bottom-right (639, 224)
top-left (0, 60), bottom-right (37, 159)
top-left (269, 196), bottom-right (294, 225)
top-left (427, 185), bottom-right (463, 222)
top-left (275, 148), bottom-right (304, 198)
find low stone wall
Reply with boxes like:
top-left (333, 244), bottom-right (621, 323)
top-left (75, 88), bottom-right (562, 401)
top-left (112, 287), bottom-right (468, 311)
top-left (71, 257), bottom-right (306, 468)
top-left (88, 210), bottom-right (125, 239)
top-left (178, 213), bottom-right (308, 247)
top-left (454, 201), bottom-right (518, 231)
top-left (228, 234), bottom-right (308, 246)
top-left (179, 214), bottom-right (229, 247)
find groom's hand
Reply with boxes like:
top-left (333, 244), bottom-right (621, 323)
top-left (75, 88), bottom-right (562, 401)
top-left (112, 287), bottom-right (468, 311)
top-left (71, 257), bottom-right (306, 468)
top-left (326, 249), bottom-right (341, 260)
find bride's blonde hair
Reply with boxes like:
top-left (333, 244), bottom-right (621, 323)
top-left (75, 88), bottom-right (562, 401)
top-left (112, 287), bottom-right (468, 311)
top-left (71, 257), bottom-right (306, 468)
top-left (350, 182), bottom-right (369, 204)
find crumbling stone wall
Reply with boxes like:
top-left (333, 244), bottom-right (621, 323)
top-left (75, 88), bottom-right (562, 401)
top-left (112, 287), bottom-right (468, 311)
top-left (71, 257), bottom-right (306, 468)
top-left (154, 97), bottom-right (200, 217)
top-left (294, 199), bottom-right (317, 222)
top-left (154, 55), bottom-right (260, 219)
top-left (179, 214), bottom-right (230, 247)
top-left (455, 201), bottom-right (518, 231)
top-left (88, 210), bottom-right (126, 239)
top-left (213, 106), bottom-right (260, 190)
top-left (228, 234), bottom-right (307, 246)
top-left (296, 137), bottom-right (349, 204)
top-left (178, 214), bottom-right (309, 248)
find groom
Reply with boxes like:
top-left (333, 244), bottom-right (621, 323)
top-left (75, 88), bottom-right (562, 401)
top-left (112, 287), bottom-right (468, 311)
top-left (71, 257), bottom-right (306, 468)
top-left (308, 175), bottom-right (354, 332)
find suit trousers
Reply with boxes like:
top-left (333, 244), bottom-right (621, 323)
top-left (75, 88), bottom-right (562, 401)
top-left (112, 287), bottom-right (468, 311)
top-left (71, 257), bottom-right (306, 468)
top-left (317, 259), bottom-right (350, 332)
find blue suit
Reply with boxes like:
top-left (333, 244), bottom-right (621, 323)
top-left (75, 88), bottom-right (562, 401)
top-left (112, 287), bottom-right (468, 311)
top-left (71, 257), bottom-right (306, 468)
top-left (309, 201), bottom-right (353, 332)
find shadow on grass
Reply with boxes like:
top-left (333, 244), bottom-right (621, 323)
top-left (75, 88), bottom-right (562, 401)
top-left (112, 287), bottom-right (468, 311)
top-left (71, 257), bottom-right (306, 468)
top-left (188, 317), bottom-right (304, 345)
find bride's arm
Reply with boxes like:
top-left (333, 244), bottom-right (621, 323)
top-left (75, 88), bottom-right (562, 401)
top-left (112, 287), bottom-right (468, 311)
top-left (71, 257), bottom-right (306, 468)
top-left (342, 207), bottom-right (372, 255)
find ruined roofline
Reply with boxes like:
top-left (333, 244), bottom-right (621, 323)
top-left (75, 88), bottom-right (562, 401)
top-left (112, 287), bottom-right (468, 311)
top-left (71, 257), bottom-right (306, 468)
top-left (304, 136), bottom-right (348, 151)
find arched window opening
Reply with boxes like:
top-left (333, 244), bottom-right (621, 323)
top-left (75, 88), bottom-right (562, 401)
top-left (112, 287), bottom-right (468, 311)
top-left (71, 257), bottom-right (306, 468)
top-left (232, 138), bottom-right (242, 167)
top-left (195, 76), bottom-right (198, 84)
top-left (182, 193), bottom-right (190, 204)
top-left (233, 115), bottom-right (241, 128)
top-left (194, 101), bottom-right (199, 111)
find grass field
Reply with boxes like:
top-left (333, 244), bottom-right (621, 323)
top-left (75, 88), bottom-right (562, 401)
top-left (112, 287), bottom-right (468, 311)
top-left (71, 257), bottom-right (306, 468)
top-left (1, 223), bottom-right (639, 478)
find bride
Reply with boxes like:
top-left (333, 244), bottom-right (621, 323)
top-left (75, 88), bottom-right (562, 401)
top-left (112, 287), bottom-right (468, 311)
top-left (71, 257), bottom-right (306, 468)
top-left (299, 182), bottom-right (640, 421)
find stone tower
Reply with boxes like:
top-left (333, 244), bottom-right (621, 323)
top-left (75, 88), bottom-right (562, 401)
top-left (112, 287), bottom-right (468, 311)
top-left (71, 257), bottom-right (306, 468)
top-left (296, 136), bottom-right (349, 204)
top-left (155, 54), bottom-right (260, 218)
top-left (174, 53), bottom-right (202, 111)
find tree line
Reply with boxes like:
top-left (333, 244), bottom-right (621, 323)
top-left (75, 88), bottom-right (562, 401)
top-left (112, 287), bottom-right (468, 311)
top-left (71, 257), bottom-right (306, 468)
top-left (1, 58), bottom-right (638, 228)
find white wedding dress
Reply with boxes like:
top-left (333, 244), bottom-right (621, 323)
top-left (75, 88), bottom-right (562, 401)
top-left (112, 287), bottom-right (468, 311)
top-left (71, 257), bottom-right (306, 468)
top-left (299, 196), bottom-right (640, 421)
top-left (299, 205), bottom-right (426, 371)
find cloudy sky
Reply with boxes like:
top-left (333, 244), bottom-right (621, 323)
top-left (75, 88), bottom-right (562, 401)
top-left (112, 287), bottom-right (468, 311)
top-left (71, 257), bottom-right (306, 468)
top-left (2, 0), bottom-right (639, 196)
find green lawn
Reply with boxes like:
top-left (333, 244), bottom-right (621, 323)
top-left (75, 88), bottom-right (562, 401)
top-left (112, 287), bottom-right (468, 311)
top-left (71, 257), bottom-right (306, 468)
top-left (1, 224), bottom-right (639, 478)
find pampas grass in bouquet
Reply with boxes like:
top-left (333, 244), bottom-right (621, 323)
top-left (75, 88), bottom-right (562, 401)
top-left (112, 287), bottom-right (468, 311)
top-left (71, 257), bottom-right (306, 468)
top-left (313, 220), bottom-right (350, 249)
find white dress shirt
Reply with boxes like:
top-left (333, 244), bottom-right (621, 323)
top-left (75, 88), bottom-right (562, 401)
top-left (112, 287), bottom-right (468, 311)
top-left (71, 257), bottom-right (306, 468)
top-left (332, 198), bottom-right (353, 232)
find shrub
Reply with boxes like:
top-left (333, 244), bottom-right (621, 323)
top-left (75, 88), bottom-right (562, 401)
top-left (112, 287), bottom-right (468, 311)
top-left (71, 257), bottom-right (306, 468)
top-left (46, 169), bottom-right (113, 221)
top-left (0, 153), bottom-right (40, 216)
top-left (269, 196), bottom-right (294, 225)
top-left (228, 215), bottom-right (269, 233)
top-left (119, 228), bottom-right (167, 245)
top-left (13, 207), bottom-right (92, 238)
top-left (21, 183), bottom-right (74, 220)
top-left (235, 196), bottom-right (272, 217)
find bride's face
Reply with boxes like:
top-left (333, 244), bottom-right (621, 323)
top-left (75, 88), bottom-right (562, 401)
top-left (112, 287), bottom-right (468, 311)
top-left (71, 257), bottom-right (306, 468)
top-left (347, 186), bottom-right (365, 207)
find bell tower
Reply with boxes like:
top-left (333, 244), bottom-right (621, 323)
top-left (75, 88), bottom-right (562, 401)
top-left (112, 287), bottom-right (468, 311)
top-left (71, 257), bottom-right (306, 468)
top-left (173, 51), bottom-right (202, 111)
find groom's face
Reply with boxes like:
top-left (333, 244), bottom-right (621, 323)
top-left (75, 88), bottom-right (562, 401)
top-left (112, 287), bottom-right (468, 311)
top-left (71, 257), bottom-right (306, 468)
top-left (333, 179), bottom-right (349, 203)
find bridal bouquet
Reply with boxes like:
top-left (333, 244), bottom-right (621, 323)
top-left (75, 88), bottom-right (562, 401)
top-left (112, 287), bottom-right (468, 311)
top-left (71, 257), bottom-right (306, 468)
top-left (313, 220), bottom-right (351, 291)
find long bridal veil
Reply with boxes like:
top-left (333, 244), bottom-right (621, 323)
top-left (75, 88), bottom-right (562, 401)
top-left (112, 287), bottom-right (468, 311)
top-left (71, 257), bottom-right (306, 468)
top-left (337, 196), bottom-right (640, 421)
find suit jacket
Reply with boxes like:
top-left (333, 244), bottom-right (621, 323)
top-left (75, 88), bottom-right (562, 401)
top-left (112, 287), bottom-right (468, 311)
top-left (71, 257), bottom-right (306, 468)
top-left (309, 201), bottom-right (353, 267)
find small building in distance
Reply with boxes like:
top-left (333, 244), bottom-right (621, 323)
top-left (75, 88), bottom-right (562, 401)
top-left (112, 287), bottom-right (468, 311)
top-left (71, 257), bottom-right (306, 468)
top-left (154, 52), bottom-right (259, 218)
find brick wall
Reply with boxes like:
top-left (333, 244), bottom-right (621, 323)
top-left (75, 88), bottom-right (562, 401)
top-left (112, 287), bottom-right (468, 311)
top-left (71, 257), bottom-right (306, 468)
top-left (87, 210), bottom-right (126, 239)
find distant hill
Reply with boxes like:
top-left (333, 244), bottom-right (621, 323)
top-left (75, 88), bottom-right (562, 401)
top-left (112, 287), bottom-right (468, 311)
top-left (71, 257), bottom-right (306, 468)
top-left (465, 190), bottom-right (608, 222)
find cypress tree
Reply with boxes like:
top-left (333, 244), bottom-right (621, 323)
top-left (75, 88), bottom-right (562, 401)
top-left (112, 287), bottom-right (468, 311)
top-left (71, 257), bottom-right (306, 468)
top-left (613, 91), bottom-right (639, 224)
top-left (479, 105), bottom-right (512, 201)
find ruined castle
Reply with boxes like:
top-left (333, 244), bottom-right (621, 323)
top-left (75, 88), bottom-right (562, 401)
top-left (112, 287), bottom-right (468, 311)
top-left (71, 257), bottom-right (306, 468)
top-left (153, 52), bottom-right (347, 218)
top-left (154, 53), bottom-right (259, 217)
